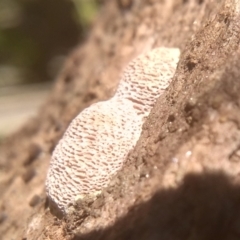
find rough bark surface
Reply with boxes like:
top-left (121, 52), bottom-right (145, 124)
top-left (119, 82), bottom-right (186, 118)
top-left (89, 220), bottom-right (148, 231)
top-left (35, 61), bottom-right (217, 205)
top-left (1, 0), bottom-right (240, 239)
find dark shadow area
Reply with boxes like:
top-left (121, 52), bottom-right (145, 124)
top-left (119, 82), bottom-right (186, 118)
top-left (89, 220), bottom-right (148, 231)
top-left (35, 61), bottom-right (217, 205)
top-left (73, 172), bottom-right (240, 240)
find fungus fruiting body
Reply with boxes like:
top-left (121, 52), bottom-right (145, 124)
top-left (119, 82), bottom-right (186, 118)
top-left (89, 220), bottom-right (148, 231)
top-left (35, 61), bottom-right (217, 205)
top-left (46, 47), bottom-right (180, 212)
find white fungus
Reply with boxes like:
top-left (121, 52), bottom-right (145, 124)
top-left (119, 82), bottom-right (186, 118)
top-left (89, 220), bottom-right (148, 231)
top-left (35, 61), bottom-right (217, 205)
top-left (45, 47), bottom-right (180, 213)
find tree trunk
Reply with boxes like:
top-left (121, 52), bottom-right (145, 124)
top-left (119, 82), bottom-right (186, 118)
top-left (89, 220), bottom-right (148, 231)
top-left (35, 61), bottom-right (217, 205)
top-left (1, 0), bottom-right (240, 239)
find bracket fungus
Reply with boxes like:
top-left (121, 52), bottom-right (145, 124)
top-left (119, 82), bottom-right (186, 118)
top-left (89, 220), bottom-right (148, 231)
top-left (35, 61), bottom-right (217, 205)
top-left (46, 47), bottom-right (180, 213)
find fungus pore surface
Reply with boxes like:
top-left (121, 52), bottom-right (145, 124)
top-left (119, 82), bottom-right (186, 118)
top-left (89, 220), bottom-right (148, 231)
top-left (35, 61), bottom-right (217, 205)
top-left (45, 47), bottom-right (180, 213)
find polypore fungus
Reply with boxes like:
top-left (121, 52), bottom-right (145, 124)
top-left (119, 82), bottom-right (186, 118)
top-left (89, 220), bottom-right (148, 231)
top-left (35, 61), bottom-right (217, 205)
top-left (46, 47), bottom-right (180, 213)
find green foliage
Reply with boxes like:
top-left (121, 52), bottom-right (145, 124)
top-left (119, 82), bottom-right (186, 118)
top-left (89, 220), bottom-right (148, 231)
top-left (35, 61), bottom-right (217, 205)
top-left (0, 0), bottom-right (99, 86)
top-left (72, 0), bottom-right (99, 27)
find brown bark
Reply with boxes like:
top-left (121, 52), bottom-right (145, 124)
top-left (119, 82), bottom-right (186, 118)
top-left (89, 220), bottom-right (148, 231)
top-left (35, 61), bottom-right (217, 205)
top-left (1, 0), bottom-right (240, 239)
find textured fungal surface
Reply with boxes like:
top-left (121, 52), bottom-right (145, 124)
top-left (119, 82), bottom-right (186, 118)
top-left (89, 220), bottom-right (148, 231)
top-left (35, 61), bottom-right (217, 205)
top-left (45, 47), bottom-right (180, 212)
top-left (115, 47), bottom-right (180, 116)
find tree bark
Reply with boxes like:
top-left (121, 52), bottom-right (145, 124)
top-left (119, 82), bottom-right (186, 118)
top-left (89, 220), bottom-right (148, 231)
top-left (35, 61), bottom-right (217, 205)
top-left (1, 0), bottom-right (240, 239)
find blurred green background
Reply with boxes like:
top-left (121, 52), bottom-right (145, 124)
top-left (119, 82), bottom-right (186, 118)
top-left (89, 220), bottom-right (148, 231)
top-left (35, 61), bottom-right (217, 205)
top-left (0, 0), bottom-right (99, 87)
top-left (0, 0), bottom-right (99, 138)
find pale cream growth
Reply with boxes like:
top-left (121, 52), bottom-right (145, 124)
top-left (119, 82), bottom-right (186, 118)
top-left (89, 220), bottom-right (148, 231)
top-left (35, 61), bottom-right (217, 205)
top-left (115, 47), bottom-right (180, 116)
top-left (46, 98), bottom-right (142, 211)
top-left (45, 47), bottom-right (180, 212)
